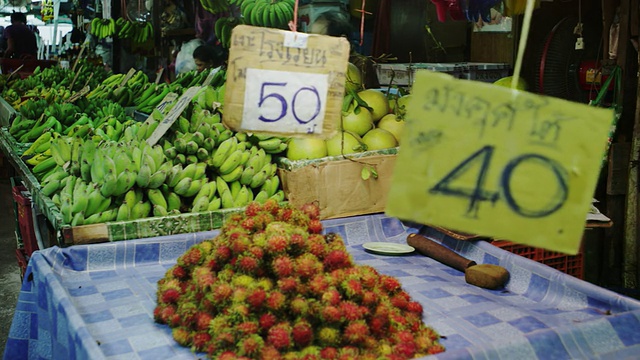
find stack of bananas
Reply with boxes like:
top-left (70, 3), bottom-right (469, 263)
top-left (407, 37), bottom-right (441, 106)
top-left (87, 71), bottom-right (150, 107)
top-left (116, 17), bottom-right (154, 44)
top-left (90, 17), bottom-right (116, 39)
top-left (238, 0), bottom-right (295, 29)
top-left (214, 17), bottom-right (245, 48)
top-left (199, 0), bottom-right (231, 15)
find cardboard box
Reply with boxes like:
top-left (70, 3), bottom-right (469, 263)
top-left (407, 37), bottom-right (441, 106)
top-left (298, 3), bottom-right (348, 33)
top-left (278, 149), bottom-right (398, 219)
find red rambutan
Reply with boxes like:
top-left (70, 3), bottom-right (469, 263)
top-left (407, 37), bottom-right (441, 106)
top-left (290, 296), bottom-right (310, 316)
top-left (241, 218), bottom-right (256, 232)
top-left (237, 255), bottom-right (260, 274)
top-left (277, 277), bottom-right (298, 293)
top-left (343, 320), bottom-right (370, 345)
top-left (341, 278), bottom-right (364, 299)
top-left (178, 247), bottom-right (203, 267)
top-left (362, 291), bottom-right (378, 307)
top-left (340, 301), bottom-right (363, 321)
top-left (262, 199), bottom-right (281, 215)
top-left (192, 266), bottom-right (216, 290)
top-left (212, 283), bottom-right (233, 302)
top-left (266, 234), bottom-right (290, 253)
top-left (381, 275), bottom-right (402, 293)
top-left (272, 256), bottom-right (294, 278)
top-left (369, 315), bottom-right (388, 336)
top-left (259, 312), bottom-right (278, 331)
top-left (231, 236), bottom-right (252, 254)
top-left (260, 345), bottom-right (282, 360)
top-left (266, 290), bottom-right (287, 312)
top-left (238, 333), bottom-right (265, 356)
top-left (308, 219), bottom-right (323, 234)
top-left (194, 311), bottom-right (213, 331)
top-left (320, 306), bottom-right (343, 323)
top-left (295, 253), bottom-right (323, 279)
top-left (214, 245), bottom-right (232, 262)
top-left (292, 320), bottom-right (314, 347)
top-left (171, 265), bottom-right (188, 279)
top-left (246, 288), bottom-right (267, 309)
top-left (218, 350), bottom-right (240, 360)
top-left (267, 323), bottom-right (292, 350)
top-left (320, 347), bottom-right (339, 359)
top-left (237, 321), bottom-right (260, 336)
top-left (321, 289), bottom-right (342, 306)
top-left (248, 246), bottom-right (264, 260)
top-left (245, 202), bottom-right (263, 217)
top-left (308, 275), bottom-right (330, 296)
top-left (290, 232), bottom-right (306, 250)
top-left (406, 301), bottom-right (423, 315)
top-left (192, 332), bottom-right (211, 351)
top-left (323, 250), bottom-right (353, 272)
top-left (390, 294), bottom-right (409, 310)
top-left (300, 203), bottom-right (321, 220)
top-left (160, 288), bottom-right (181, 304)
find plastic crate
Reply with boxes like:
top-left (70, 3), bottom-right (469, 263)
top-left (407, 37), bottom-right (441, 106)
top-left (491, 240), bottom-right (584, 279)
top-left (15, 248), bottom-right (27, 280)
top-left (12, 185), bottom-right (38, 257)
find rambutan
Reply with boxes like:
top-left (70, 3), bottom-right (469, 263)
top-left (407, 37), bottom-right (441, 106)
top-left (172, 327), bottom-right (192, 346)
top-left (361, 291), bottom-right (378, 307)
top-left (323, 250), bottom-right (353, 271)
top-left (390, 294), bottom-right (409, 310)
top-left (292, 320), bottom-right (314, 347)
top-left (344, 320), bottom-right (369, 345)
top-left (337, 345), bottom-right (360, 358)
top-left (296, 253), bottom-right (323, 279)
top-left (341, 278), bottom-right (364, 299)
top-left (266, 234), bottom-right (290, 253)
top-left (233, 287), bottom-right (248, 303)
top-left (299, 202), bottom-right (321, 220)
top-left (320, 347), bottom-right (339, 359)
top-left (262, 199), bottom-right (281, 215)
top-left (171, 265), bottom-right (188, 279)
top-left (245, 202), bottom-right (263, 217)
top-left (260, 345), bottom-right (282, 360)
top-left (406, 301), bottom-right (423, 315)
top-left (194, 311), bottom-right (213, 331)
top-left (248, 246), bottom-right (264, 260)
top-left (290, 232), bottom-right (306, 250)
top-left (237, 255), bottom-right (260, 274)
top-left (317, 327), bottom-right (340, 346)
top-left (369, 315), bottom-right (388, 336)
top-left (231, 235), bottom-right (252, 255)
top-left (320, 306), bottom-right (343, 323)
top-left (266, 290), bottom-right (287, 312)
top-left (381, 275), bottom-right (402, 293)
top-left (340, 301), bottom-right (363, 321)
top-left (212, 283), bottom-right (233, 303)
top-left (272, 256), bottom-right (295, 278)
top-left (277, 207), bottom-right (295, 222)
top-left (321, 289), bottom-right (341, 306)
top-left (241, 218), bottom-right (256, 232)
top-left (160, 288), bottom-right (181, 304)
top-left (277, 277), bottom-right (298, 293)
top-left (192, 331), bottom-right (211, 351)
top-left (238, 333), bottom-right (265, 356)
top-left (308, 219), bottom-right (323, 234)
top-left (290, 296), bottom-right (310, 316)
top-left (246, 288), bottom-right (267, 309)
top-left (308, 275), bottom-right (330, 296)
top-left (178, 247), bottom-right (203, 267)
top-left (267, 323), bottom-right (292, 350)
top-left (259, 312), bottom-right (278, 331)
top-left (237, 321), bottom-right (260, 336)
top-left (356, 265), bottom-right (380, 289)
top-left (177, 302), bottom-right (198, 327)
top-left (218, 350), bottom-right (240, 360)
top-left (214, 245), bottom-right (232, 262)
top-left (192, 266), bottom-right (216, 290)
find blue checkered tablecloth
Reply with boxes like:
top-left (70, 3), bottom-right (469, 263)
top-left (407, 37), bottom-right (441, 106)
top-left (4, 214), bottom-right (640, 360)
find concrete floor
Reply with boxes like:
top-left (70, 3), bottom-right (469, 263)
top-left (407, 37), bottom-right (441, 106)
top-left (0, 178), bottom-right (23, 357)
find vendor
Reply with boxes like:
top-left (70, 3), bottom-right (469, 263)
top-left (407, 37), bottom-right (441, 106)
top-left (3, 12), bottom-right (37, 59)
top-left (192, 44), bottom-right (227, 73)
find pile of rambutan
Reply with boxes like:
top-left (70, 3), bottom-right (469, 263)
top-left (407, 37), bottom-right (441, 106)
top-left (154, 200), bottom-right (445, 359)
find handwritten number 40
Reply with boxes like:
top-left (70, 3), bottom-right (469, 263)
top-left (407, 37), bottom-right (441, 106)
top-left (430, 145), bottom-right (569, 218)
top-left (258, 82), bottom-right (321, 124)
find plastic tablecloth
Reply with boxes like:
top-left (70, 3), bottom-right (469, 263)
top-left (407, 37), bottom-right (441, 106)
top-left (4, 214), bottom-right (640, 360)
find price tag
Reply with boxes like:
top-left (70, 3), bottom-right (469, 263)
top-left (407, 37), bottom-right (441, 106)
top-left (202, 67), bottom-right (220, 87)
top-left (386, 71), bottom-right (614, 254)
top-left (224, 25), bottom-right (350, 138)
top-left (119, 68), bottom-right (137, 88)
top-left (146, 87), bottom-right (201, 146)
top-left (65, 86), bottom-right (91, 103)
top-left (144, 92), bottom-right (179, 125)
top-left (155, 68), bottom-right (164, 85)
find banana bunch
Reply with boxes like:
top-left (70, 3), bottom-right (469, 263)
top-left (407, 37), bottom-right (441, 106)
top-left (130, 22), bottom-right (154, 44)
top-left (249, 133), bottom-right (289, 154)
top-left (115, 17), bottom-right (133, 39)
top-left (240, 0), bottom-right (294, 29)
top-left (90, 17), bottom-right (117, 39)
top-left (194, 83), bottom-right (226, 112)
top-left (214, 17), bottom-right (245, 48)
top-left (87, 70), bottom-right (150, 107)
top-left (199, 0), bottom-right (231, 15)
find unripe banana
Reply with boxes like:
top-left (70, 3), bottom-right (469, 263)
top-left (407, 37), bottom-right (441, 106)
top-left (148, 169), bottom-right (168, 189)
top-left (270, 189), bottom-right (285, 202)
top-left (166, 191), bottom-right (182, 212)
top-left (254, 190), bottom-right (269, 204)
top-left (71, 212), bottom-right (85, 227)
top-left (220, 189), bottom-right (235, 209)
top-left (131, 201), bottom-right (152, 220)
top-left (218, 149), bottom-right (244, 175)
top-left (268, 175), bottom-right (280, 197)
top-left (195, 181), bottom-right (213, 201)
top-left (41, 180), bottom-right (61, 198)
top-left (250, 169), bottom-right (268, 189)
top-left (85, 185), bottom-right (105, 218)
top-left (207, 197), bottom-right (221, 211)
top-left (193, 162), bottom-right (207, 181)
top-left (173, 177), bottom-right (193, 196)
top-left (167, 164), bottom-right (184, 188)
top-left (116, 202), bottom-right (131, 221)
top-left (191, 195), bottom-right (210, 213)
top-left (147, 188), bottom-right (168, 209)
top-left (136, 162), bottom-right (152, 188)
top-left (183, 179), bottom-right (205, 198)
top-left (216, 176), bottom-right (231, 197)
top-left (113, 169), bottom-right (136, 197)
top-left (100, 173), bottom-right (118, 198)
top-left (210, 137), bottom-right (237, 168)
top-left (240, 166), bottom-right (256, 186)
top-left (153, 205), bottom-right (169, 217)
top-left (220, 165), bottom-right (244, 183)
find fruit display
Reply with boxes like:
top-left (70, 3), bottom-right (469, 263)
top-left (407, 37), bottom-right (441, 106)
top-left (87, 70), bottom-right (151, 108)
top-left (2, 62), bottom-right (110, 104)
top-left (214, 17), bottom-right (246, 48)
top-left (115, 17), bottom-right (155, 45)
top-left (31, 81), bottom-right (287, 226)
top-left (237, 0), bottom-right (295, 29)
top-left (153, 201), bottom-right (445, 358)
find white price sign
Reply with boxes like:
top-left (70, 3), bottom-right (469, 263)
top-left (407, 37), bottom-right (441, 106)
top-left (242, 69), bottom-right (328, 134)
top-left (224, 25), bottom-right (351, 138)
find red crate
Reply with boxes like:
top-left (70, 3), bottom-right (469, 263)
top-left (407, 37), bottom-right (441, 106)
top-left (15, 248), bottom-right (27, 280)
top-left (491, 240), bottom-right (584, 279)
top-left (12, 185), bottom-right (39, 257)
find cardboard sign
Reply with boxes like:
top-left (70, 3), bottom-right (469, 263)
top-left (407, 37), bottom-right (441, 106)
top-left (386, 71), bottom-right (614, 255)
top-left (224, 25), bottom-right (350, 138)
top-left (144, 92), bottom-right (179, 125)
top-left (119, 68), bottom-right (137, 88)
top-left (155, 68), bottom-right (164, 85)
top-left (146, 87), bottom-right (200, 146)
top-left (202, 67), bottom-right (220, 87)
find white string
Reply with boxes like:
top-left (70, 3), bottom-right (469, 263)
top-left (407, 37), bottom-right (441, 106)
top-left (511, 0), bottom-right (535, 90)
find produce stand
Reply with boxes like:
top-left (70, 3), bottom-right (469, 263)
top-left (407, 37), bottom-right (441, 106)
top-left (5, 215), bottom-right (640, 360)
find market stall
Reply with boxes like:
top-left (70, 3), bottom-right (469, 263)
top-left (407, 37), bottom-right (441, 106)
top-left (5, 215), bottom-right (640, 359)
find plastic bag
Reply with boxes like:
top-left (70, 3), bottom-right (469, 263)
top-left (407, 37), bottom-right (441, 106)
top-left (175, 39), bottom-right (204, 75)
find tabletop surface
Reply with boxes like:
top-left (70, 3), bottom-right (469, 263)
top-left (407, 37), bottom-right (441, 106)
top-left (4, 214), bottom-right (640, 360)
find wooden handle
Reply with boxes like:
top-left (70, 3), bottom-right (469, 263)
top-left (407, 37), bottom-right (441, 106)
top-left (407, 233), bottom-right (476, 272)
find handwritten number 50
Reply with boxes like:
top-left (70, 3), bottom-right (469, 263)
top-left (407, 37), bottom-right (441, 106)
top-left (430, 146), bottom-right (569, 218)
top-left (258, 82), bottom-right (321, 124)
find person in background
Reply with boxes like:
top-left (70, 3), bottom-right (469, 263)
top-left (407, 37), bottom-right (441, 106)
top-left (3, 12), bottom-right (37, 59)
top-left (192, 44), bottom-right (228, 73)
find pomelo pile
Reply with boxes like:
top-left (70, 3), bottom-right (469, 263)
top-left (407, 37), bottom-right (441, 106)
top-left (154, 200), bottom-right (444, 359)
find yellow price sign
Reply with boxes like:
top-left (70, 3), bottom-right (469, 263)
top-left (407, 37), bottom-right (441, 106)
top-left (386, 71), bottom-right (614, 254)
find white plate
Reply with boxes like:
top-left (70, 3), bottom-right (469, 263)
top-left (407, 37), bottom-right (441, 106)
top-left (362, 242), bottom-right (415, 255)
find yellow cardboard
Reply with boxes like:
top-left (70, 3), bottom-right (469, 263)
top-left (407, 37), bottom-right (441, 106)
top-left (386, 71), bottom-right (614, 254)
top-left (224, 25), bottom-right (350, 138)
